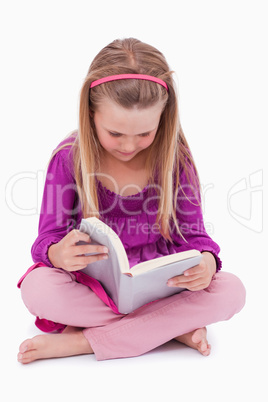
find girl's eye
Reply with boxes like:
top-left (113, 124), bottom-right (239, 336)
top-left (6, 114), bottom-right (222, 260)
top-left (109, 132), bottom-right (122, 137)
top-left (109, 132), bottom-right (150, 138)
top-left (139, 132), bottom-right (150, 137)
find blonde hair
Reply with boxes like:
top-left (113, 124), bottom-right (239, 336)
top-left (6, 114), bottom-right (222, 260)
top-left (70, 38), bottom-right (199, 240)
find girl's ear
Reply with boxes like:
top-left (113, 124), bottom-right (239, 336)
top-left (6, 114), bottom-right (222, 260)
top-left (89, 108), bottom-right (94, 118)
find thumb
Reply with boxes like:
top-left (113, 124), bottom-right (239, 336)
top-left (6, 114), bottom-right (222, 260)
top-left (66, 229), bottom-right (91, 245)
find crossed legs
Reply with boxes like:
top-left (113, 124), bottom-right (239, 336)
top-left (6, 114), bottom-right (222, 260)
top-left (18, 267), bottom-right (246, 363)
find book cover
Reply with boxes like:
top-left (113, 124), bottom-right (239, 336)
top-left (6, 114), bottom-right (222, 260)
top-left (80, 218), bottom-right (202, 313)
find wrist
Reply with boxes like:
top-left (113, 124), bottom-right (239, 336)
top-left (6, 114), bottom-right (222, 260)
top-left (48, 243), bottom-right (59, 267)
top-left (201, 251), bottom-right (217, 276)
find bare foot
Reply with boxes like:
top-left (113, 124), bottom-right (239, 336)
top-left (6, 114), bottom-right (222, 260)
top-left (62, 325), bottom-right (82, 334)
top-left (174, 327), bottom-right (211, 356)
top-left (17, 330), bottom-right (93, 364)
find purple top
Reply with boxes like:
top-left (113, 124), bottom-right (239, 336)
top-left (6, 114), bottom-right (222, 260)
top-left (32, 135), bottom-right (222, 271)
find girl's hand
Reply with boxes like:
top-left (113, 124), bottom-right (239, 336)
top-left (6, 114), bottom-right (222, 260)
top-left (48, 229), bottom-right (109, 272)
top-left (167, 252), bottom-right (217, 291)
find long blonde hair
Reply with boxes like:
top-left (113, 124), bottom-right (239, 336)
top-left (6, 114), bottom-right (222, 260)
top-left (71, 38), bottom-right (199, 241)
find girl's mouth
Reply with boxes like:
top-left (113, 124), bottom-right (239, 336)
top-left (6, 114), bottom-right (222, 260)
top-left (118, 151), bottom-right (136, 156)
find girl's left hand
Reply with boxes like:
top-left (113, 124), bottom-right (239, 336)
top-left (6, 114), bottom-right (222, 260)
top-left (167, 252), bottom-right (217, 291)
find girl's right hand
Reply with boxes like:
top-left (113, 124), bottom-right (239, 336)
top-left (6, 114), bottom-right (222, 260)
top-left (48, 229), bottom-right (109, 272)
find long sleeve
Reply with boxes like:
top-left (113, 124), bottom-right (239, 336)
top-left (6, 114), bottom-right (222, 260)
top-left (31, 143), bottom-right (82, 267)
top-left (172, 165), bottom-right (222, 271)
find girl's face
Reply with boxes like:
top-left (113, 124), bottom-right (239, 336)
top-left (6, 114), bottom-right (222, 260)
top-left (93, 99), bottom-right (164, 162)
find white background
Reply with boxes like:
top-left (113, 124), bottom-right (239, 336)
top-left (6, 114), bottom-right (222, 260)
top-left (1, 0), bottom-right (267, 401)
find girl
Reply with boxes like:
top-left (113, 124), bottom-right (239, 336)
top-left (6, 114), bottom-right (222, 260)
top-left (17, 38), bottom-right (246, 363)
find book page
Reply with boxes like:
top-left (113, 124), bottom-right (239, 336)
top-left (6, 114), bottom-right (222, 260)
top-left (130, 249), bottom-right (200, 276)
top-left (80, 217), bottom-right (130, 274)
top-left (117, 254), bottom-right (202, 313)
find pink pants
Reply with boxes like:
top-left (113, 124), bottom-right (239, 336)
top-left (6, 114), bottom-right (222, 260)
top-left (20, 267), bottom-right (246, 361)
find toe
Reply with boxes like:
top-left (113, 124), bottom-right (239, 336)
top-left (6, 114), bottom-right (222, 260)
top-left (203, 347), bottom-right (211, 357)
top-left (18, 337), bottom-right (40, 364)
top-left (200, 342), bottom-right (211, 356)
top-left (18, 352), bottom-right (28, 364)
top-left (200, 340), bottom-right (208, 352)
top-left (192, 328), bottom-right (206, 344)
top-left (19, 338), bottom-right (34, 354)
top-left (18, 349), bottom-right (38, 364)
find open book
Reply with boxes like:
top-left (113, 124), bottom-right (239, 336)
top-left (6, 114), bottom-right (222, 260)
top-left (80, 217), bottom-right (202, 314)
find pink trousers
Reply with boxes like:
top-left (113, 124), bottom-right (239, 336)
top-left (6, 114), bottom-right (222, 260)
top-left (20, 267), bottom-right (246, 361)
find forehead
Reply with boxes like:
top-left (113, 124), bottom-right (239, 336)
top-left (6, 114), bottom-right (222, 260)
top-left (95, 99), bottom-right (164, 135)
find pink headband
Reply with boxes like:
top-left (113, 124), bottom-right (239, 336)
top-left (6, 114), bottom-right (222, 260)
top-left (90, 74), bottom-right (168, 91)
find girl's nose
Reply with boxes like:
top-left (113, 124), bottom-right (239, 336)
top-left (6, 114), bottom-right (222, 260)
top-left (121, 137), bottom-right (136, 152)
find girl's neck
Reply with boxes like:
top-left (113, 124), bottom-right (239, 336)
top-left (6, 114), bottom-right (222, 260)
top-left (98, 149), bottom-right (150, 196)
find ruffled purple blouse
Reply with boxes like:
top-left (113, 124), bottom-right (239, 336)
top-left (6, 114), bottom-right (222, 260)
top-left (18, 135), bottom-right (222, 332)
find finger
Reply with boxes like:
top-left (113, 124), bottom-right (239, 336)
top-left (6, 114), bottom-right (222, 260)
top-left (74, 243), bottom-right (109, 256)
top-left (184, 264), bottom-right (205, 277)
top-left (168, 279), bottom-right (204, 290)
top-left (167, 273), bottom-right (200, 286)
top-left (187, 281), bottom-right (209, 291)
top-left (66, 230), bottom-right (91, 246)
top-left (181, 276), bottom-right (211, 291)
top-left (74, 253), bottom-right (109, 268)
